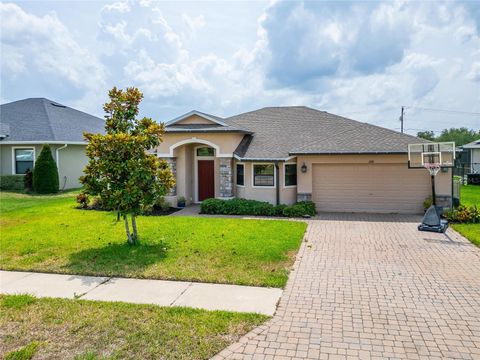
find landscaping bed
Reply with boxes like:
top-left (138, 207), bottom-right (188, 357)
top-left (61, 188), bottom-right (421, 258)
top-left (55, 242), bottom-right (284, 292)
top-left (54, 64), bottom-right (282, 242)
top-left (449, 184), bottom-right (480, 247)
top-left (200, 198), bottom-right (316, 217)
top-left (0, 294), bottom-right (267, 360)
top-left (0, 192), bottom-right (306, 288)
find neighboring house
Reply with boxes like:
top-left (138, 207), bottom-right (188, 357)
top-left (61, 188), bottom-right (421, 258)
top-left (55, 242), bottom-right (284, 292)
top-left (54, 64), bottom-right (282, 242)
top-left (0, 98), bottom-right (104, 189)
top-left (462, 139), bottom-right (480, 173)
top-left (157, 106), bottom-right (452, 213)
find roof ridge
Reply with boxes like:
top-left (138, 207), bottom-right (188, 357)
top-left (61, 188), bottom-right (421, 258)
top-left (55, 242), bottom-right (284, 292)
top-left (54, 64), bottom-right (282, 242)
top-left (40, 98), bottom-right (57, 141)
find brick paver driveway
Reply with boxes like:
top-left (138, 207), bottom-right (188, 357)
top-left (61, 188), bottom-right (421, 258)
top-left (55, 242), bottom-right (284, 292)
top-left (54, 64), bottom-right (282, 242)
top-left (215, 214), bottom-right (480, 360)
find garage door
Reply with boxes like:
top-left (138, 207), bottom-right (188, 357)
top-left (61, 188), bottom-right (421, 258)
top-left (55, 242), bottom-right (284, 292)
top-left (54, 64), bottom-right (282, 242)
top-left (312, 163), bottom-right (431, 213)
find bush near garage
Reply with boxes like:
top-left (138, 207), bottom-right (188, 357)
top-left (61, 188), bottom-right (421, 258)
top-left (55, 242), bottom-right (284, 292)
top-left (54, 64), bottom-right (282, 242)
top-left (443, 205), bottom-right (480, 223)
top-left (200, 198), bottom-right (316, 218)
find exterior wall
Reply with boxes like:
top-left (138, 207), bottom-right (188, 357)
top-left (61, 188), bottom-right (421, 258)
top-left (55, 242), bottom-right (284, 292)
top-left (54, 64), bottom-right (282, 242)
top-left (233, 160), bottom-right (297, 205)
top-left (472, 148), bottom-right (480, 173)
top-left (296, 154), bottom-right (452, 207)
top-left (173, 115), bottom-right (218, 125)
top-left (0, 143), bottom-right (86, 189)
top-left (157, 132), bottom-right (244, 157)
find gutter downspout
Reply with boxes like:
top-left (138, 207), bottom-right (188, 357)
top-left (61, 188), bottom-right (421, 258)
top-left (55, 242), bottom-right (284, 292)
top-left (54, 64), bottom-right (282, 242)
top-left (274, 161), bottom-right (280, 206)
top-left (56, 144), bottom-right (68, 190)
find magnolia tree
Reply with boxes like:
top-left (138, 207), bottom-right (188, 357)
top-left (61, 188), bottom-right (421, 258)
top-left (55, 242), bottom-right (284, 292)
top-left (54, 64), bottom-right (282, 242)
top-left (80, 87), bottom-right (175, 245)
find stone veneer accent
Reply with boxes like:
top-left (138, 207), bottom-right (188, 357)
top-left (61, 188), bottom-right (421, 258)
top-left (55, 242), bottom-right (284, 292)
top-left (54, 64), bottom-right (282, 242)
top-left (297, 192), bottom-right (312, 202)
top-left (161, 157), bottom-right (177, 196)
top-left (219, 158), bottom-right (233, 198)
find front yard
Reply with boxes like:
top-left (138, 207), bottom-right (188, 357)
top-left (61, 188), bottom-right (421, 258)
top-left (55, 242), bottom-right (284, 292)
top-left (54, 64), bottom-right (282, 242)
top-left (451, 184), bottom-right (480, 246)
top-left (0, 192), bottom-right (306, 288)
top-left (0, 294), bottom-right (267, 359)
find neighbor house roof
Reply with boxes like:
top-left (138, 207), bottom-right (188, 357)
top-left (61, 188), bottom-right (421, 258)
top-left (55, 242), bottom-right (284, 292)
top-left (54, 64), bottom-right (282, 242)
top-left (462, 139), bottom-right (480, 149)
top-left (224, 106), bottom-right (427, 160)
top-left (0, 98), bottom-right (104, 143)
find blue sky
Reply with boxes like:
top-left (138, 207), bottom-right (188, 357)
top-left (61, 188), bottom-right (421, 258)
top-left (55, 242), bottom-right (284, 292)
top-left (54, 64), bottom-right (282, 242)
top-left (1, 0), bottom-right (479, 135)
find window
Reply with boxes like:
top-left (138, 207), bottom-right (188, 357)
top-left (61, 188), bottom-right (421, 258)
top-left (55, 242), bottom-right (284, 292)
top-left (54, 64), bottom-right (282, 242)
top-left (196, 147), bottom-right (214, 156)
top-left (236, 163), bottom-right (245, 186)
top-left (253, 164), bottom-right (275, 187)
top-left (284, 164), bottom-right (297, 187)
top-left (14, 148), bottom-right (34, 174)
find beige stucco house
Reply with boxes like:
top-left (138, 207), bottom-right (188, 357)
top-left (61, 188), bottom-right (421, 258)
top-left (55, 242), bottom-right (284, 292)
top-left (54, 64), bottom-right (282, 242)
top-left (158, 107), bottom-right (453, 214)
top-left (0, 98), bottom-right (104, 189)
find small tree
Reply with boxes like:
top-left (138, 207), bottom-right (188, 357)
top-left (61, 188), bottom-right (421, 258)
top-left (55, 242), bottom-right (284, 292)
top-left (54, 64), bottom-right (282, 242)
top-left (80, 87), bottom-right (175, 245)
top-left (33, 145), bottom-right (59, 193)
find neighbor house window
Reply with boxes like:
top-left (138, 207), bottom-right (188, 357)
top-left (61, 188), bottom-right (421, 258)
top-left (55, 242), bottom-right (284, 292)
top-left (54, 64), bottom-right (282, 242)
top-left (253, 164), bottom-right (275, 186)
top-left (14, 148), bottom-right (34, 174)
top-left (236, 163), bottom-right (245, 186)
top-left (284, 164), bottom-right (297, 186)
top-left (196, 147), bottom-right (214, 156)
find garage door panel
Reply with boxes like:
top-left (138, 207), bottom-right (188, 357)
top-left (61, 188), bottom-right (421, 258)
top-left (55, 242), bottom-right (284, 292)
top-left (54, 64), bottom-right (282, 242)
top-left (312, 164), bottom-right (430, 214)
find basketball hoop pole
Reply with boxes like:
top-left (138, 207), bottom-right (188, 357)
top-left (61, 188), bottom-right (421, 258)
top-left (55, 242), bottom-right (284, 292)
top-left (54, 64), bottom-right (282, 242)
top-left (431, 174), bottom-right (436, 206)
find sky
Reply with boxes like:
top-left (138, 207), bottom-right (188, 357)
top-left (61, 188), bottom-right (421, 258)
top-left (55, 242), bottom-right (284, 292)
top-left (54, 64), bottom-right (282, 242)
top-left (1, 0), bottom-right (479, 135)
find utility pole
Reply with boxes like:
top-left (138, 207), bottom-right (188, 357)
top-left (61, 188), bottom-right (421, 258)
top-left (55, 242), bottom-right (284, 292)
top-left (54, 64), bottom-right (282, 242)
top-left (399, 106), bottom-right (405, 134)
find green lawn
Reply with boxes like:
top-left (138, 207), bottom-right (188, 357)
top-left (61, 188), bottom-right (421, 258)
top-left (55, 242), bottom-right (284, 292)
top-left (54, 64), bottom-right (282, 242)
top-left (452, 185), bottom-right (480, 247)
top-left (0, 294), bottom-right (267, 360)
top-left (0, 192), bottom-right (306, 288)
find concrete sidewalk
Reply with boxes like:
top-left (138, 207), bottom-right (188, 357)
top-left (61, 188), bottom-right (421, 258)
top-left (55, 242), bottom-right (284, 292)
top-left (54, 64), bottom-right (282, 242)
top-left (0, 270), bottom-right (281, 315)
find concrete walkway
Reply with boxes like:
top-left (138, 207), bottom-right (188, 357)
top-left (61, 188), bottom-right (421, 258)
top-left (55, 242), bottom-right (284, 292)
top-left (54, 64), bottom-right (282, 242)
top-left (0, 270), bottom-right (282, 316)
top-left (215, 214), bottom-right (480, 359)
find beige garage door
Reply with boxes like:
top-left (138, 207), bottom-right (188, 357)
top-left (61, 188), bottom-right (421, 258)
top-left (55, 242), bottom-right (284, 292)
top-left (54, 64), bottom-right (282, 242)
top-left (312, 163), bottom-right (431, 213)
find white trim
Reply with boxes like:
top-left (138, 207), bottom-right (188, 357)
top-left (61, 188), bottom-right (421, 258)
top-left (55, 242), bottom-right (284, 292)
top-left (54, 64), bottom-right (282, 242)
top-left (283, 162), bottom-right (298, 189)
top-left (234, 154), bottom-right (297, 162)
top-left (1, 141), bottom-right (86, 145)
top-left (251, 162), bottom-right (276, 189)
top-left (235, 162), bottom-right (245, 187)
top-left (157, 137), bottom-right (232, 158)
top-left (11, 146), bottom-right (36, 175)
top-left (194, 145), bottom-right (215, 203)
top-left (166, 110), bottom-right (227, 126)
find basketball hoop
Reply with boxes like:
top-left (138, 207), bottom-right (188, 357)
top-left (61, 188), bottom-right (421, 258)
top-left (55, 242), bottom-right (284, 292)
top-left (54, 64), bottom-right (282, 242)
top-left (424, 162), bottom-right (441, 176)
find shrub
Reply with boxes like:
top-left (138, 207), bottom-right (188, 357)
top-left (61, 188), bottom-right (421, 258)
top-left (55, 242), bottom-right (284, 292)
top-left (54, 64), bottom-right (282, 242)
top-left (76, 192), bottom-right (90, 209)
top-left (423, 196), bottom-right (433, 210)
top-left (23, 169), bottom-right (33, 191)
top-left (32, 145), bottom-right (59, 194)
top-left (0, 175), bottom-right (24, 191)
top-left (443, 205), bottom-right (480, 223)
top-left (155, 196), bottom-right (171, 212)
top-left (200, 198), bottom-right (316, 218)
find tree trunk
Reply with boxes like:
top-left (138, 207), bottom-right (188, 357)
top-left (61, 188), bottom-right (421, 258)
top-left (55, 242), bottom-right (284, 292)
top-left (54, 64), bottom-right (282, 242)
top-left (124, 215), bottom-right (134, 245)
top-left (131, 214), bottom-right (138, 244)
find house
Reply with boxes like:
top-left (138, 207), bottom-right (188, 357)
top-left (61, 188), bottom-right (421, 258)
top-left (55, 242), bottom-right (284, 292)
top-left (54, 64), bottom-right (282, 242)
top-left (462, 139), bottom-right (480, 173)
top-left (0, 98), bottom-right (104, 189)
top-left (157, 106), bottom-right (453, 213)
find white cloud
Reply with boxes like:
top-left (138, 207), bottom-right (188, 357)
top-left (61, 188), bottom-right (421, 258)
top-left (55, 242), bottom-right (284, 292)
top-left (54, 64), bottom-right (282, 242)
top-left (0, 2), bottom-right (106, 111)
top-left (467, 62), bottom-right (480, 82)
top-left (102, 1), bottom-right (131, 13)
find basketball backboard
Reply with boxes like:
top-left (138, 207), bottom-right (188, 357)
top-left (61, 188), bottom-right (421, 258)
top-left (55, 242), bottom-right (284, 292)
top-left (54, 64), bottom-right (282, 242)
top-left (408, 142), bottom-right (455, 169)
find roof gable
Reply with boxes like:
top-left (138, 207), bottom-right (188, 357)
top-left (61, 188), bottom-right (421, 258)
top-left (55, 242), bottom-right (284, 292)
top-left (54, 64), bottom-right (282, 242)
top-left (166, 110), bottom-right (227, 126)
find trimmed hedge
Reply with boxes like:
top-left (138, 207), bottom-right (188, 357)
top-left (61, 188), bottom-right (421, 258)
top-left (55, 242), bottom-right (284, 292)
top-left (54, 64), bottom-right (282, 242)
top-left (200, 198), bottom-right (316, 218)
top-left (0, 175), bottom-right (25, 191)
top-left (33, 145), bottom-right (59, 194)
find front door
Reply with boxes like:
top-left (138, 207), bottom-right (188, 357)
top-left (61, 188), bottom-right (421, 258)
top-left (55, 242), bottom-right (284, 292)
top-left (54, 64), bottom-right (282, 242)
top-left (198, 160), bottom-right (215, 201)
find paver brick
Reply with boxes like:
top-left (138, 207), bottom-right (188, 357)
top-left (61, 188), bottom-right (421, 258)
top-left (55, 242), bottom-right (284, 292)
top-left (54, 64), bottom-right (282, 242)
top-left (214, 214), bottom-right (480, 359)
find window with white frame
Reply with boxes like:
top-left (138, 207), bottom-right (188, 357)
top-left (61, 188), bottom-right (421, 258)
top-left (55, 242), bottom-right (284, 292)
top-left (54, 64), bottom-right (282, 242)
top-left (284, 163), bottom-right (297, 186)
top-left (253, 164), bottom-right (275, 186)
top-left (236, 163), bottom-right (245, 186)
top-left (14, 148), bottom-right (34, 174)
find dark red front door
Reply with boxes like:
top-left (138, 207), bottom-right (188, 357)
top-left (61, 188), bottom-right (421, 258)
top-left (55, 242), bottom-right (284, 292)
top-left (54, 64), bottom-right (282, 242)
top-left (198, 160), bottom-right (215, 201)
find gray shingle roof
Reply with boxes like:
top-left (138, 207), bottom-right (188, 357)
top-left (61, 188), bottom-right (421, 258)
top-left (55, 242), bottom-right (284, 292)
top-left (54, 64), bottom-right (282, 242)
top-left (224, 106), bottom-right (428, 159)
top-left (0, 98), bottom-right (104, 143)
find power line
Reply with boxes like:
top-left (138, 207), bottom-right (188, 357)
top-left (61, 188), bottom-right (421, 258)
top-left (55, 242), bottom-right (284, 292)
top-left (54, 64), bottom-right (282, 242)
top-left (405, 106), bottom-right (480, 116)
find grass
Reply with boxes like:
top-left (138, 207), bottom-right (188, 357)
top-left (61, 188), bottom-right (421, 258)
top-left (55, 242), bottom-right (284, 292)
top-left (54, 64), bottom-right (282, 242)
top-left (0, 294), bottom-right (267, 360)
top-left (0, 191), bottom-right (306, 288)
top-left (451, 184), bottom-right (480, 247)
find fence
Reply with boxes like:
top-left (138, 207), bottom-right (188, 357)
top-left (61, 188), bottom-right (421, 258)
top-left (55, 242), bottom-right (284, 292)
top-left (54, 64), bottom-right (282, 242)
top-left (454, 162), bottom-right (480, 184)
